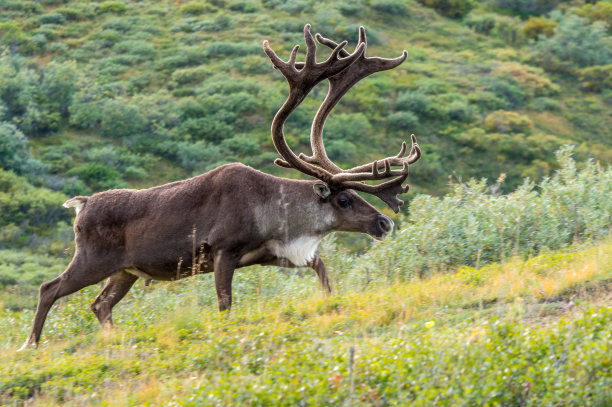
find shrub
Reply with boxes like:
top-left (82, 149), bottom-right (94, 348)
top-left (37, 13), bottom-right (67, 25)
top-left (523, 16), bottom-right (556, 39)
top-left (490, 0), bottom-right (560, 18)
top-left (357, 147), bottom-right (612, 276)
top-left (174, 140), bottom-right (222, 171)
top-left (370, 0), bottom-right (409, 16)
top-left (534, 15), bottom-right (612, 71)
top-left (99, 99), bottom-right (147, 139)
top-left (486, 76), bottom-right (526, 108)
top-left (324, 113), bottom-right (372, 141)
top-left (169, 66), bottom-right (209, 89)
top-left (493, 14), bottom-right (523, 44)
top-left (67, 163), bottom-right (123, 190)
top-left (205, 41), bottom-right (258, 58)
top-left (337, 1), bottom-right (363, 16)
top-left (484, 110), bottom-right (534, 133)
top-left (574, 1), bottom-right (612, 34)
top-left (228, 0), bottom-right (259, 13)
top-left (416, 0), bottom-right (476, 18)
top-left (221, 135), bottom-right (260, 156)
top-left (464, 13), bottom-right (497, 35)
top-left (0, 122), bottom-right (46, 176)
top-left (576, 65), bottom-right (612, 93)
top-left (387, 111), bottom-right (420, 131)
top-left (55, 7), bottom-right (85, 21)
top-left (493, 62), bottom-right (559, 97)
top-left (178, 116), bottom-right (234, 143)
top-left (180, 1), bottom-right (215, 14)
top-left (98, 1), bottom-right (128, 14)
top-left (0, 170), bottom-right (68, 230)
top-left (326, 139), bottom-right (357, 162)
top-left (278, 0), bottom-right (311, 13)
top-left (527, 97), bottom-right (561, 111)
top-left (396, 91), bottom-right (430, 113)
top-left (112, 40), bottom-right (156, 57)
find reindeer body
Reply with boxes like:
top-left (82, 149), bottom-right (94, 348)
top-left (70, 163), bottom-right (385, 282)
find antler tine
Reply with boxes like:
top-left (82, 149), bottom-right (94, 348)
top-left (343, 162), bottom-right (411, 213)
top-left (342, 134), bottom-right (422, 174)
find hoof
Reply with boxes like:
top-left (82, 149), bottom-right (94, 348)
top-left (17, 337), bottom-right (37, 352)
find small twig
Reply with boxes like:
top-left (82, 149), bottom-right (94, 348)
top-left (348, 346), bottom-right (355, 406)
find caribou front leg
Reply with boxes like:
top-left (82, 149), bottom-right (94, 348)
top-left (213, 250), bottom-right (237, 312)
top-left (264, 255), bottom-right (332, 295)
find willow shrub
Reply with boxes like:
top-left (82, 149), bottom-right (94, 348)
top-left (351, 147), bottom-right (612, 281)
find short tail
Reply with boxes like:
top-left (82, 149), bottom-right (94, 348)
top-left (63, 196), bottom-right (88, 215)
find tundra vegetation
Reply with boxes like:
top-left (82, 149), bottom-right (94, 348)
top-left (1, 0), bottom-right (612, 404)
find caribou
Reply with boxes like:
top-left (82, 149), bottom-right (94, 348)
top-left (19, 25), bottom-right (421, 350)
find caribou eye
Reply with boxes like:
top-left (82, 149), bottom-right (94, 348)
top-left (338, 197), bottom-right (350, 208)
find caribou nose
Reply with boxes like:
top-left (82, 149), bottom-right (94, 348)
top-left (378, 215), bottom-right (394, 234)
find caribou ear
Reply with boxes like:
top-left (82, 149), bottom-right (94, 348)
top-left (313, 183), bottom-right (331, 199)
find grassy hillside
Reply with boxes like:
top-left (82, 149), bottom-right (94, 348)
top-left (1, 1), bottom-right (612, 404)
top-left (2, 151), bottom-right (612, 404)
top-left (2, 237), bottom-right (612, 405)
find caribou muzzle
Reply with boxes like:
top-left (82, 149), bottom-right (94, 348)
top-left (373, 214), bottom-right (394, 240)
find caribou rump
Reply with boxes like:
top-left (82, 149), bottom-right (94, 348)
top-left (19, 25), bottom-right (421, 350)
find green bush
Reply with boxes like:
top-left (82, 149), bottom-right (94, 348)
top-left (169, 66), bottom-right (209, 88)
top-left (37, 13), bottom-right (67, 25)
top-left (174, 140), bottom-right (222, 171)
top-left (523, 16), bottom-right (556, 39)
top-left (99, 99), bottom-right (147, 139)
top-left (387, 111), bottom-right (420, 131)
top-left (67, 163), bottom-right (123, 191)
top-left (228, 0), bottom-right (260, 13)
top-left (490, 0), bottom-right (560, 18)
top-left (180, 1), bottom-right (216, 14)
top-left (324, 113), bottom-right (372, 141)
top-left (0, 122), bottom-right (46, 176)
top-left (356, 147), bottom-right (612, 277)
top-left (416, 0), bottom-right (476, 18)
top-left (573, 1), bottom-right (612, 34)
top-left (534, 15), bottom-right (612, 71)
top-left (98, 1), bottom-right (128, 14)
top-left (0, 169), bottom-right (68, 230)
top-left (112, 40), bottom-right (156, 57)
top-left (205, 41), bottom-right (259, 58)
top-left (326, 139), bottom-right (357, 162)
top-left (485, 76), bottom-right (527, 108)
top-left (370, 0), bottom-right (409, 15)
top-left (221, 135), bottom-right (260, 156)
top-left (577, 65), bottom-right (612, 93)
top-left (527, 97), bottom-right (561, 111)
top-left (464, 13), bottom-right (497, 35)
top-left (484, 110), bottom-right (533, 133)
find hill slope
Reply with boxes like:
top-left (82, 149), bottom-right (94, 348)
top-left (2, 238), bottom-right (612, 405)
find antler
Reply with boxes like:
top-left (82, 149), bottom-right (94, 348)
top-left (263, 24), bottom-right (365, 182)
top-left (264, 25), bottom-right (421, 212)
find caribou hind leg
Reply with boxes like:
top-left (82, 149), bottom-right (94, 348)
top-left (18, 255), bottom-right (115, 351)
top-left (91, 270), bottom-right (138, 328)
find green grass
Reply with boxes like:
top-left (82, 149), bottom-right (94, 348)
top-left (2, 238), bottom-right (612, 405)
